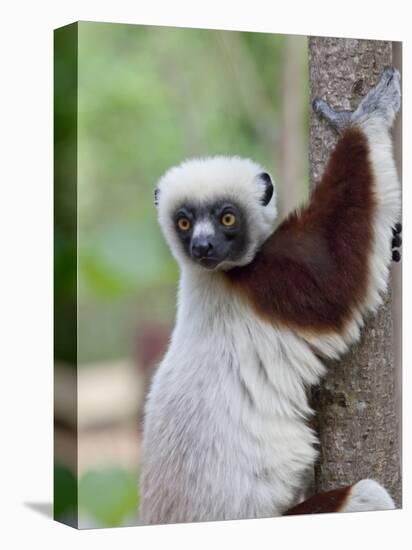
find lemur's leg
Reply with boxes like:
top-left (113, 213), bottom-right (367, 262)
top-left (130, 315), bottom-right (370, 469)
top-left (313, 66), bottom-right (402, 262)
top-left (285, 479), bottom-right (395, 516)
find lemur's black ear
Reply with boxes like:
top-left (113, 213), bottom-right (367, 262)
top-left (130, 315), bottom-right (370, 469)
top-left (258, 172), bottom-right (273, 206)
top-left (154, 187), bottom-right (160, 207)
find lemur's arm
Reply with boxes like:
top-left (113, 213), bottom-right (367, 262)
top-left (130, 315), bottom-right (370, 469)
top-left (227, 67), bottom-right (401, 358)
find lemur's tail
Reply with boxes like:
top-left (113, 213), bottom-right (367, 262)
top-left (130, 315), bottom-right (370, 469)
top-left (284, 479), bottom-right (395, 516)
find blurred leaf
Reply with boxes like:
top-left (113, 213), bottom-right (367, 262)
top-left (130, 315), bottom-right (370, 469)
top-left (79, 468), bottom-right (139, 527)
top-left (54, 462), bottom-right (77, 520)
top-left (79, 221), bottom-right (177, 298)
top-left (80, 251), bottom-right (129, 296)
top-left (54, 229), bottom-right (76, 297)
top-left (54, 23), bottom-right (308, 363)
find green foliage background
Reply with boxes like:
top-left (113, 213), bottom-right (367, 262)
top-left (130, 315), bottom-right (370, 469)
top-left (75, 22), bottom-right (307, 364)
top-left (54, 22), bottom-right (308, 527)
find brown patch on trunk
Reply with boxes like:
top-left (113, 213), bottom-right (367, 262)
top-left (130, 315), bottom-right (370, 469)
top-left (226, 128), bottom-right (375, 335)
top-left (284, 485), bottom-right (353, 515)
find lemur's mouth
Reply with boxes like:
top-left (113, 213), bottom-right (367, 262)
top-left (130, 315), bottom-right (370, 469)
top-left (198, 257), bottom-right (222, 269)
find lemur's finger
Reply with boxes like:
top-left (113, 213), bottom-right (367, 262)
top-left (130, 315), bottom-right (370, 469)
top-left (381, 66), bottom-right (398, 88)
top-left (391, 221), bottom-right (402, 262)
top-left (392, 222), bottom-right (402, 235)
top-left (313, 98), bottom-right (330, 113)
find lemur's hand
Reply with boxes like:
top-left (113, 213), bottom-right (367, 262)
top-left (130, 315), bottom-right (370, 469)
top-left (392, 223), bottom-right (402, 262)
top-left (313, 66), bottom-right (401, 132)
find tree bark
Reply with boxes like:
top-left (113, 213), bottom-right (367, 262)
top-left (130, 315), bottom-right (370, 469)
top-left (308, 37), bottom-right (401, 506)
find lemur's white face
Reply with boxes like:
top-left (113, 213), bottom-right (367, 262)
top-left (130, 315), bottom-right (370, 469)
top-left (155, 156), bottom-right (277, 270)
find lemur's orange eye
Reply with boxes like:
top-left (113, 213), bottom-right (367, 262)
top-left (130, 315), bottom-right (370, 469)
top-left (177, 218), bottom-right (191, 231)
top-left (221, 213), bottom-right (236, 227)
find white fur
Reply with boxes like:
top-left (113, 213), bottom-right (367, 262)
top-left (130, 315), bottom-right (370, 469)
top-left (342, 479), bottom-right (395, 512)
top-left (192, 219), bottom-right (215, 239)
top-left (140, 272), bottom-right (325, 523)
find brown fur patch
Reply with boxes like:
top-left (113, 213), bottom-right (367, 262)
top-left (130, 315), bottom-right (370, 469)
top-left (284, 485), bottom-right (353, 515)
top-left (226, 128), bottom-right (375, 334)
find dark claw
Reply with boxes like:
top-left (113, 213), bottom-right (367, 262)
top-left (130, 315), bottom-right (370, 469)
top-left (391, 222), bottom-right (402, 262)
top-left (392, 222), bottom-right (402, 235)
top-left (383, 66), bottom-right (395, 85)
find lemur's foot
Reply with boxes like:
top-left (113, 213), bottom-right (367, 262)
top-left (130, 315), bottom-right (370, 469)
top-left (313, 66), bottom-right (401, 132)
top-left (392, 222), bottom-right (402, 262)
top-left (312, 98), bottom-right (352, 132)
top-left (285, 479), bottom-right (395, 515)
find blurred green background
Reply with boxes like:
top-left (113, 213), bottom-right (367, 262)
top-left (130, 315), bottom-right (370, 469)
top-left (54, 21), bottom-right (309, 528)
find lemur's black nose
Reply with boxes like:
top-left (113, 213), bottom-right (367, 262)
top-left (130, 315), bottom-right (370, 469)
top-left (191, 237), bottom-right (214, 259)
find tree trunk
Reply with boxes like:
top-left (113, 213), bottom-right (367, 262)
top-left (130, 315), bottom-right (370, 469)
top-left (308, 37), bottom-right (401, 506)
